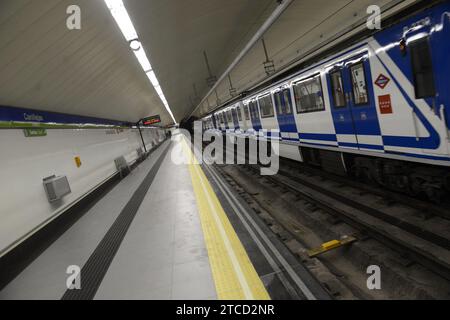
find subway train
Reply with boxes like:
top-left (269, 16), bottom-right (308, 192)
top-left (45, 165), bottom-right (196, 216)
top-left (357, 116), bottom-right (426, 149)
top-left (200, 1), bottom-right (450, 202)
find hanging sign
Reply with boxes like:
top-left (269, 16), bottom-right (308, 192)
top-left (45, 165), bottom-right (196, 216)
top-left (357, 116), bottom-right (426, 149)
top-left (142, 115), bottom-right (161, 126)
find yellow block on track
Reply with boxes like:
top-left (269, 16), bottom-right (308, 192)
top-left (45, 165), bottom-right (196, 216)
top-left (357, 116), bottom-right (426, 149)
top-left (180, 137), bottom-right (270, 300)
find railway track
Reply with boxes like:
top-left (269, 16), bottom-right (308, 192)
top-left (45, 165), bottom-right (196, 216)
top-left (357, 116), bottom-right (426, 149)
top-left (199, 139), bottom-right (450, 288)
top-left (241, 163), bottom-right (450, 282)
top-left (279, 157), bottom-right (450, 221)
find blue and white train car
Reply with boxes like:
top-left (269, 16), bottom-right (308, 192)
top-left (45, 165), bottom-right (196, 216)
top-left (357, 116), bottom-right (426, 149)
top-left (202, 1), bottom-right (450, 200)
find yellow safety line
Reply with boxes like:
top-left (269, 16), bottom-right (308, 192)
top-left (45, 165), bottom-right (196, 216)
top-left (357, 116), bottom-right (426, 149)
top-left (180, 137), bottom-right (270, 300)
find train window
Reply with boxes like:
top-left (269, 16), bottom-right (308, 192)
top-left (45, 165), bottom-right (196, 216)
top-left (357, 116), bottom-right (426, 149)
top-left (258, 94), bottom-right (274, 118)
top-left (227, 110), bottom-right (232, 122)
top-left (244, 105), bottom-right (250, 120)
top-left (293, 74), bottom-right (325, 113)
top-left (330, 70), bottom-right (346, 108)
top-left (220, 113), bottom-right (225, 124)
top-left (236, 107), bottom-right (242, 121)
top-left (349, 63), bottom-right (368, 105)
top-left (410, 37), bottom-right (436, 98)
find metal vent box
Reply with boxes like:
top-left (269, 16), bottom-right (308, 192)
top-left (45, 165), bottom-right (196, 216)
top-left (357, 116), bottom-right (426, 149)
top-left (114, 156), bottom-right (129, 171)
top-left (136, 147), bottom-right (144, 159)
top-left (43, 175), bottom-right (71, 203)
top-left (115, 156), bottom-right (130, 178)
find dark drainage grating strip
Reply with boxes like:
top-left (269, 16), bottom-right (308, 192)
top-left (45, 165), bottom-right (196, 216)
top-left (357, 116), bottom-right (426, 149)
top-left (62, 142), bottom-right (171, 300)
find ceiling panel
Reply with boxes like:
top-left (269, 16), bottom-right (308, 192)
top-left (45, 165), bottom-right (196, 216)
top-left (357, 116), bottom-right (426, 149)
top-left (124, 0), bottom-right (276, 121)
top-left (192, 0), bottom-right (421, 118)
top-left (0, 0), bottom-right (171, 124)
top-left (0, 0), bottom-right (420, 124)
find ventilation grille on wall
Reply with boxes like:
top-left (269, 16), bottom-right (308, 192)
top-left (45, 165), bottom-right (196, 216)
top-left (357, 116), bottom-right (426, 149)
top-left (136, 147), bottom-right (144, 159)
top-left (43, 175), bottom-right (71, 203)
top-left (115, 156), bottom-right (130, 178)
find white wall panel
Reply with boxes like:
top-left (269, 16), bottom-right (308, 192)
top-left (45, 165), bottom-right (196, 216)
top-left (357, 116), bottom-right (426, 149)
top-left (0, 127), bottom-right (166, 254)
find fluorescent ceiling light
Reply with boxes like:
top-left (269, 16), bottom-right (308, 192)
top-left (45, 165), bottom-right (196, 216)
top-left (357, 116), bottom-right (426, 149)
top-left (129, 39), bottom-right (141, 50)
top-left (104, 0), bottom-right (177, 124)
top-left (154, 85), bottom-right (164, 98)
top-left (133, 45), bottom-right (152, 72)
top-left (146, 71), bottom-right (159, 87)
top-left (104, 0), bottom-right (137, 41)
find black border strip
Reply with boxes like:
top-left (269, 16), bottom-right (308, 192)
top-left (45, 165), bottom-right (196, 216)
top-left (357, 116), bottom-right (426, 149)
top-left (61, 142), bottom-right (171, 300)
top-left (0, 140), bottom-right (167, 291)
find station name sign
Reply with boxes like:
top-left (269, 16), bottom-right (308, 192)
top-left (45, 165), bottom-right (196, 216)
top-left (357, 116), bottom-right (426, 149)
top-left (142, 115), bottom-right (161, 126)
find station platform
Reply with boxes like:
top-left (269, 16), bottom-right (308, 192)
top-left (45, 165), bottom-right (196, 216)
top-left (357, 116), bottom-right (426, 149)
top-left (0, 132), bottom-right (329, 300)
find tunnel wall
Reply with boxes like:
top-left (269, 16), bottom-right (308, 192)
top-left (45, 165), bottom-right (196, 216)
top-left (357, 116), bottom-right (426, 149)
top-left (0, 127), bottom-right (166, 255)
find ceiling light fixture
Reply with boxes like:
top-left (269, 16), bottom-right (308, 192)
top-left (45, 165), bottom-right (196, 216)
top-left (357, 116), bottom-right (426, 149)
top-left (129, 39), bottom-right (141, 51)
top-left (104, 0), bottom-right (177, 124)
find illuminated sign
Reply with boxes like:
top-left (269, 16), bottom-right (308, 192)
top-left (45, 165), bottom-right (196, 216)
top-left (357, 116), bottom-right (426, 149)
top-left (142, 115), bottom-right (161, 126)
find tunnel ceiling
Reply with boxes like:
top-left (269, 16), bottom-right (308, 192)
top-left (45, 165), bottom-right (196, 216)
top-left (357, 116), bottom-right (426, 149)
top-left (0, 0), bottom-right (173, 125)
top-left (0, 0), bottom-right (420, 125)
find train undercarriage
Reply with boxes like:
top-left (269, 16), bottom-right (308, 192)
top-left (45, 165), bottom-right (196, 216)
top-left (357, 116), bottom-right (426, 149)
top-left (300, 146), bottom-right (450, 203)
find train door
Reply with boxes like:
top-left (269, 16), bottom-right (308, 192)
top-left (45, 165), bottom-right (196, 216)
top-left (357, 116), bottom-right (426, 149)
top-left (274, 87), bottom-right (298, 138)
top-left (243, 103), bottom-right (252, 134)
top-left (217, 113), bottom-right (221, 130)
top-left (222, 112), bottom-right (229, 130)
top-left (242, 102), bottom-right (252, 133)
top-left (329, 53), bottom-right (382, 151)
top-left (212, 114), bottom-right (217, 130)
top-left (437, 12), bottom-right (450, 133)
top-left (413, 14), bottom-right (449, 155)
top-left (249, 100), bottom-right (262, 132)
top-left (220, 112), bottom-right (227, 130)
top-left (231, 108), bottom-right (240, 129)
top-left (236, 105), bottom-right (245, 131)
top-left (225, 109), bottom-right (233, 130)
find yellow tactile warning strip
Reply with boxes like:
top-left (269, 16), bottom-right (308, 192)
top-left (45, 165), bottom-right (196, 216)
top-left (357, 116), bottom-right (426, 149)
top-left (180, 136), bottom-right (270, 300)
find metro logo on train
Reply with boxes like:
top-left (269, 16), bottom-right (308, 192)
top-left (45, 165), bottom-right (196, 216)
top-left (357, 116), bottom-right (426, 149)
top-left (374, 74), bottom-right (390, 89)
